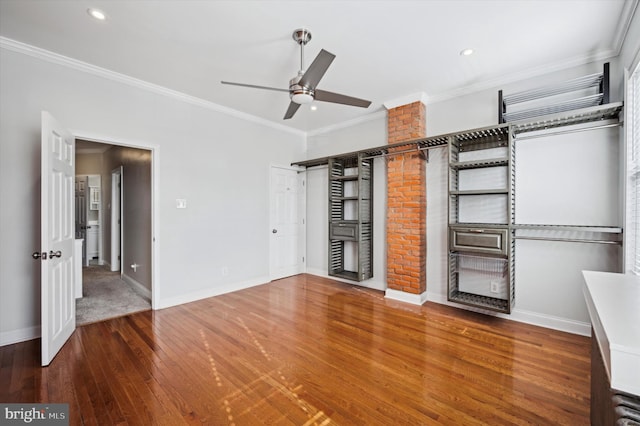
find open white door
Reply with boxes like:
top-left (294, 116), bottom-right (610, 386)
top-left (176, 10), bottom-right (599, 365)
top-left (269, 166), bottom-right (305, 280)
top-left (38, 111), bottom-right (76, 366)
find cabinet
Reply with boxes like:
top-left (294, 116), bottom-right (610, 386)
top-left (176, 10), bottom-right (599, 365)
top-left (448, 125), bottom-right (515, 313)
top-left (89, 186), bottom-right (100, 210)
top-left (328, 154), bottom-right (373, 281)
top-left (86, 223), bottom-right (99, 261)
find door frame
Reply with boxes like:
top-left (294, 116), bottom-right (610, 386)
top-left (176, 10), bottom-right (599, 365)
top-left (268, 164), bottom-right (306, 280)
top-left (72, 130), bottom-right (160, 309)
top-left (110, 166), bottom-right (123, 273)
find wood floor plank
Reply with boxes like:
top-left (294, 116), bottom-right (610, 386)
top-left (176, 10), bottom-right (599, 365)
top-left (0, 274), bottom-right (590, 425)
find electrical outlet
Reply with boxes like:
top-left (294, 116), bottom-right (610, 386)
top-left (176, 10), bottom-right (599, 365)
top-left (490, 281), bottom-right (499, 294)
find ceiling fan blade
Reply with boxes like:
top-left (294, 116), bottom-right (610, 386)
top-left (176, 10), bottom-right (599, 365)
top-left (299, 49), bottom-right (335, 89)
top-left (314, 89), bottom-right (372, 108)
top-left (221, 81), bottom-right (289, 93)
top-left (284, 102), bottom-right (301, 120)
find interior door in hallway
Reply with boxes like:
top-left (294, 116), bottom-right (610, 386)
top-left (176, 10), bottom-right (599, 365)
top-left (75, 175), bottom-right (87, 265)
top-left (269, 166), bottom-right (305, 280)
top-left (39, 111), bottom-right (76, 366)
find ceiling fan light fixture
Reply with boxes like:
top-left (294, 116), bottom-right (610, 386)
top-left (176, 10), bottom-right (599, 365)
top-left (291, 88), bottom-right (314, 104)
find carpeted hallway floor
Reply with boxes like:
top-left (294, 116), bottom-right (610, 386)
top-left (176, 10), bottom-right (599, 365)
top-left (76, 265), bottom-right (151, 325)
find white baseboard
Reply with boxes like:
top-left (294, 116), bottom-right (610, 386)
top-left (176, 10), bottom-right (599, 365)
top-left (306, 272), bottom-right (589, 334)
top-left (385, 288), bottom-right (428, 305)
top-left (426, 291), bottom-right (591, 336)
top-left (122, 273), bottom-right (152, 301)
top-left (305, 268), bottom-right (386, 291)
top-left (0, 325), bottom-right (40, 347)
top-left (156, 276), bottom-right (271, 310)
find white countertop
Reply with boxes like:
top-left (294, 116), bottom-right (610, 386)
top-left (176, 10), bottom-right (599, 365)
top-left (583, 270), bottom-right (640, 396)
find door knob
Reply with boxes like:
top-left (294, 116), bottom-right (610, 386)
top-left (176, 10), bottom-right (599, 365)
top-left (32, 251), bottom-right (47, 260)
top-left (272, 229), bottom-right (278, 233)
top-left (49, 250), bottom-right (62, 258)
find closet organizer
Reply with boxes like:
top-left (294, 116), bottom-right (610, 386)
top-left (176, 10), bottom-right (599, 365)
top-left (292, 63), bottom-right (622, 315)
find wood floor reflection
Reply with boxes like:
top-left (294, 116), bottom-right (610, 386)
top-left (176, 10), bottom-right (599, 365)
top-left (0, 274), bottom-right (590, 425)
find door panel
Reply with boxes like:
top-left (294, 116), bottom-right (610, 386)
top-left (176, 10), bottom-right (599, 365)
top-left (41, 111), bottom-right (76, 366)
top-left (270, 166), bottom-right (305, 280)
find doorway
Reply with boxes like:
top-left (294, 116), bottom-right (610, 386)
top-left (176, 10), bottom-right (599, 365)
top-left (75, 139), bottom-right (153, 325)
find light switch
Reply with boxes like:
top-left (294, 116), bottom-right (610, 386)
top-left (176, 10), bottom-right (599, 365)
top-left (176, 199), bottom-right (187, 209)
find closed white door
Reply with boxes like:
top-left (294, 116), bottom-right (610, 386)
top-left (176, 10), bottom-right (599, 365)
top-left (269, 166), bottom-right (305, 280)
top-left (39, 111), bottom-right (76, 366)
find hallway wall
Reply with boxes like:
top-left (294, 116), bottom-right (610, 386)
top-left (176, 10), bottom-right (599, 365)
top-left (102, 145), bottom-right (152, 292)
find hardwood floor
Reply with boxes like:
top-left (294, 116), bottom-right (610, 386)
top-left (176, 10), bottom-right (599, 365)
top-left (0, 274), bottom-right (590, 425)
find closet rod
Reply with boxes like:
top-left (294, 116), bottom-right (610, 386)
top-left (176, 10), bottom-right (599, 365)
top-left (514, 236), bottom-right (621, 245)
top-left (298, 165), bottom-right (328, 172)
top-left (361, 146), bottom-right (430, 161)
top-left (514, 122), bottom-right (621, 141)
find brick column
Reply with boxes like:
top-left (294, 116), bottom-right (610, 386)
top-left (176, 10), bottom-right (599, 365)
top-left (386, 101), bottom-right (427, 299)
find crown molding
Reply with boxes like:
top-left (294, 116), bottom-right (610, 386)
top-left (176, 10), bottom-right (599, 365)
top-left (612, 0), bottom-right (639, 57)
top-left (383, 92), bottom-right (429, 110)
top-left (306, 110), bottom-right (386, 137)
top-left (426, 48), bottom-right (619, 105)
top-left (0, 37), bottom-right (306, 138)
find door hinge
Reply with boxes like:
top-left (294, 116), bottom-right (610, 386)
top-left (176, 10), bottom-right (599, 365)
top-left (118, 255), bottom-right (121, 260)
top-left (302, 256), bottom-right (305, 263)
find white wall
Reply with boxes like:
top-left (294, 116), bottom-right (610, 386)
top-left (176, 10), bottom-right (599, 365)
top-left (0, 47), bottom-right (305, 345)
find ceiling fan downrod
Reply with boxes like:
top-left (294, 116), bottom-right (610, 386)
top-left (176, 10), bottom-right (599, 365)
top-left (290, 29), bottom-right (314, 105)
top-left (292, 28), bottom-right (312, 73)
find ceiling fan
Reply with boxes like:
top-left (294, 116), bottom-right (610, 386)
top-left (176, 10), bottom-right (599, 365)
top-left (221, 29), bottom-right (372, 120)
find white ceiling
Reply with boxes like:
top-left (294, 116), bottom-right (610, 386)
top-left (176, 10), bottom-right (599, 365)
top-left (0, 0), bottom-right (635, 133)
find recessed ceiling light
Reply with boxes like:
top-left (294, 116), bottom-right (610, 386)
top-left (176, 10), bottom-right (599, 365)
top-left (460, 48), bottom-right (474, 56)
top-left (310, 105), bottom-right (318, 111)
top-left (87, 8), bottom-right (107, 21)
